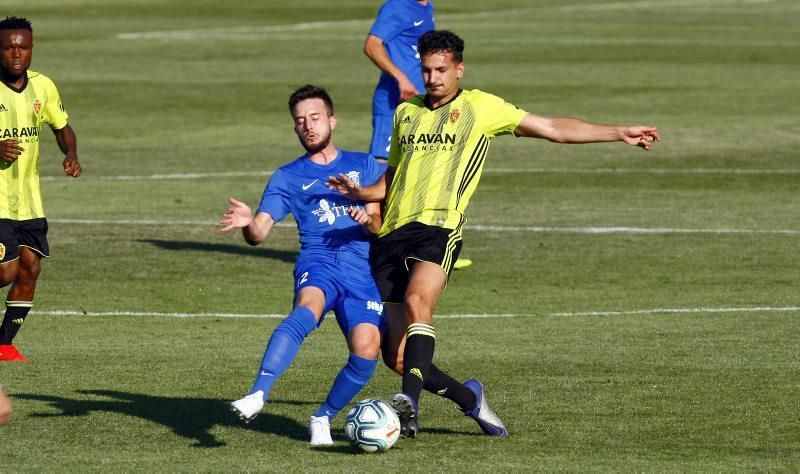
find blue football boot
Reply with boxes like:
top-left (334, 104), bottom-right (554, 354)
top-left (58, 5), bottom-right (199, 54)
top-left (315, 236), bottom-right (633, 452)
top-left (463, 379), bottom-right (508, 436)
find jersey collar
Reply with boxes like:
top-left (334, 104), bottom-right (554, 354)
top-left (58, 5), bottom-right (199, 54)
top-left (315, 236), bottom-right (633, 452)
top-left (424, 88), bottom-right (463, 111)
top-left (304, 148), bottom-right (341, 171)
top-left (1, 71), bottom-right (29, 94)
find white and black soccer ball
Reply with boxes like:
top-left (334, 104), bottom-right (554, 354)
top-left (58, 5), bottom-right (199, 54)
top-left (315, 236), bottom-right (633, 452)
top-left (344, 398), bottom-right (401, 453)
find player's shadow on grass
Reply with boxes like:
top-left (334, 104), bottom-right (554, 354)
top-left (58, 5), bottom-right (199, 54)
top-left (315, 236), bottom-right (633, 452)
top-left (138, 239), bottom-right (297, 263)
top-left (15, 390), bottom-right (314, 448)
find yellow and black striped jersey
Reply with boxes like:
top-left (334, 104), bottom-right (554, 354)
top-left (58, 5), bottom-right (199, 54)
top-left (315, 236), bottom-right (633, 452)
top-left (380, 89), bottom-right (527, 237)
top-left (0, 70), bottom-right (69, 220)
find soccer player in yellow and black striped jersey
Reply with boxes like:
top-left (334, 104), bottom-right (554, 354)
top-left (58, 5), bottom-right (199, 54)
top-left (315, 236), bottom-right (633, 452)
top-left (0, 17), bottom-right (82, 362)
top-left (328, 30), bottom-right (659, 438)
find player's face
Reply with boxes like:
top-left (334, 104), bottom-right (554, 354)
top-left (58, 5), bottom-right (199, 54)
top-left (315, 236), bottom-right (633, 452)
top-left (291, 98), bottom-right (336, 153)
top-left (421, 51), bottom-right (463, 103)
top-left (0, 29), bottom-right (33, 79)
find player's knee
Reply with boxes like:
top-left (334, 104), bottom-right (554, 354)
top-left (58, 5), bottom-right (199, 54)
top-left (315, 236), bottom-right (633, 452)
top-left (348, 324), bottom-right (381, 359)
top-left (19, 261), bottom-right (41, 282)
top-left (353, 344), bottom-right (380, 360)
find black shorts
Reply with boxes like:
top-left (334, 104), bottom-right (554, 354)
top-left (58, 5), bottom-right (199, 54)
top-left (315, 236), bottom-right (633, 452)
top-left (370, 222), bottom-right (462, 303)
top-left (0, 218), bottom-right (50, 264)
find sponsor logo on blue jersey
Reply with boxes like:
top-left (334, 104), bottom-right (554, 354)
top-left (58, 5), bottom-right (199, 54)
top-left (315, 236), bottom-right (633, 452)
top-left (312, 199), bottom-right (364, 226)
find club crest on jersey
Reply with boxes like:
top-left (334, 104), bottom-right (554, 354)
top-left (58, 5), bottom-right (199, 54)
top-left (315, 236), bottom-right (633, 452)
top-left (346, 171), bottom-right (360, 186)
top-left (0, 243), bottom-right (4, 260)
top-left (32, 98), bottom-right (43, 119)
top-left (449, 109), bottom-right (460, 124)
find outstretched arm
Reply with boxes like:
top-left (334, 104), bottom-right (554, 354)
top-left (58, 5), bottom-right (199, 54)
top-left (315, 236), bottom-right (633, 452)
top-left (364, 34), bottom-right (419, 102)
top-left (326, 166), bottom-right (394, 202)
top-left (515, 113), bottom-right (659, 150)
top-left (219, 197), bottom-right (275, 245)
top-left (52, 124), bottom-right (82, 177)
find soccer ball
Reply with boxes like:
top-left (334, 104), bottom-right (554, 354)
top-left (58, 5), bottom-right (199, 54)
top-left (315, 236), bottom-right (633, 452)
top-left (344, 398), bottom-right (401, 453)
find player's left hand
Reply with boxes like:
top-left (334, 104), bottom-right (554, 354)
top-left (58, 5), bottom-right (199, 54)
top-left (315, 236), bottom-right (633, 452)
top-left (63, 154), bottom-right (82, 177)
top-left (348, 207), bottom-right (372, 225)
top-left (326, 173), bottom-right (361, 200)
top-left (622, 126), bottom-right (660, 151)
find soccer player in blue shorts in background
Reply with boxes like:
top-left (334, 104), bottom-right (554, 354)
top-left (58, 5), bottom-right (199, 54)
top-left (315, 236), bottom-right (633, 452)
top-left (220, 85), bottom-right (386, 446)
top-left (364, 0), bottom-right (434, 162)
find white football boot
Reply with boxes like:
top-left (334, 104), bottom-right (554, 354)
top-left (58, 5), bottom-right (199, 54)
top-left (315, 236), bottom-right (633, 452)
top-left (230, 390), bottom-right (264, 423)
top-left (308, 415), bottom-right (334, 446)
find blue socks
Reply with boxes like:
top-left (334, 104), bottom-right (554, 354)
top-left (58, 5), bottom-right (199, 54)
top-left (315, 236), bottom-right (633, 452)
top-left (251, 306), bottom-right (318, 401)
top-left (248, 306), bottom-right (377, 419)
top-left (314, 353), bottom-right (377, 419)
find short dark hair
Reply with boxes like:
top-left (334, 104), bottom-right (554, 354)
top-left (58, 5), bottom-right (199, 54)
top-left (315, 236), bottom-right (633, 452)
top-left (0, 16), bottom-right (33, 35)
top-left (418, 30), bottom-right (464, 63)
top-left (288, 84), bottom-right (334, 116)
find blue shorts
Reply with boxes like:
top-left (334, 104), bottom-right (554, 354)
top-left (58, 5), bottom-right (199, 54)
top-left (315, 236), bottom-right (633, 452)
top-left (370, 77), bottom-right (400, 159)
top-left (293, 254), bottom-right (386, 336)
top-left (369, 113), bottom-right (394, 158)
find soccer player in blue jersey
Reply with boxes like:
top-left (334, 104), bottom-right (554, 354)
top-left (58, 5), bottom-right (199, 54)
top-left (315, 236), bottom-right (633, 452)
top-left (220, 85), bottom-right (387, 446)
top-left (364, 0), bottom-right (434, 162)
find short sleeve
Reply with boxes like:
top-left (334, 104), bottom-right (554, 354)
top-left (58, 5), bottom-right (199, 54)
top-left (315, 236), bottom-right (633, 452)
top-left (477, 91), bottom-right (528, 138)
top-left (368, 2), bottom-right (405, 42)
top-left (42, 78), bottom-right (69, 130)
top-left (256, 170), bottom-right (291, 222)
top-left (361, 154), bottom-right (388, 187)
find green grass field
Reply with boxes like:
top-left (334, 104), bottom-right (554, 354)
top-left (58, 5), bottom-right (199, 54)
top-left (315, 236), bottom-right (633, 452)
top-left (2, 0), bottom-right (800, 470)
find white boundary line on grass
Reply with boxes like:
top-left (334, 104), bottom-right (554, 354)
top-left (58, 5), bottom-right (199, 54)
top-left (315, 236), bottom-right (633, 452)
top-left (33, 306), bottom-right (800, 319)
top-left (116, 0), bottom-right (776, 41)
top-left (39, 167), bottom-right (800, 182)
top-left (47, 218), bottom-right (800, 236)
top-left (33, 310), bottom-right (516, 319)
top-left (551, 306), bottom-right (800, 317)
top-left (466, 225), bottom-right (800, 235)
top-left (481, 168), bottom-right (800, 175)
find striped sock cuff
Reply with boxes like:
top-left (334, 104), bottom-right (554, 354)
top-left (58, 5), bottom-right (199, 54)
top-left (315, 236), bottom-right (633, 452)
top-left (407, 323), bottom-right (435, 339)
top-left (6, 300), bottom-right (33, 308)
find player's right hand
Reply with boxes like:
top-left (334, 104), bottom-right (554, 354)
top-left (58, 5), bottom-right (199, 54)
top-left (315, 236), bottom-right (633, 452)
top-left (0, 139), bottom-right (24, 164)
top-left (219, 197), bottom-right (253, 232)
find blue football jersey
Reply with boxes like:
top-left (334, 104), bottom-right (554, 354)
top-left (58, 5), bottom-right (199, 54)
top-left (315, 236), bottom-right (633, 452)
top-left (370, 0), bottom-right (435, 114)
top-left (257, 150), bottom-right (386, 260)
